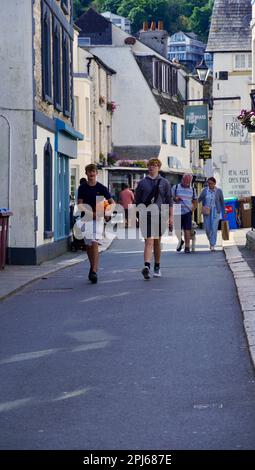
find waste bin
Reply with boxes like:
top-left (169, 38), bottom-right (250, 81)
top-left (0, 209), bottom-right (13, 269)
top-left (224, 198), bottom-right (239, 229)
top-left (238, 197), bottom-right (251, 228)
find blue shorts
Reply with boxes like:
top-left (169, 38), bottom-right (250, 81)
top-left (181, 212), bottom-right (192, 230)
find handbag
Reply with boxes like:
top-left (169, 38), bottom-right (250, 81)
top-left (202, 206), bottom-right (211, 216)
top-left (221, 219), bottom-right (229, 241)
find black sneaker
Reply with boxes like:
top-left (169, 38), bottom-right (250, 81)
top-left (88, 270), bottom-right (98, 284)
top-left (184, 247), bottom-right (191, 254)
top-left (142, 266), bottom-right (151, 280)
top-left (176, 239), bottom-right (184, 252)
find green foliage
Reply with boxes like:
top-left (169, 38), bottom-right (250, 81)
top-left (73, 0), bottom-right (214, 41)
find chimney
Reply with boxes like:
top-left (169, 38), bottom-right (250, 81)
top-left (151, 21), bottom-right (156, 31)
top-left (158, 21), bottom-right (164, 30)
top-left (143, 21), bottom-right (148, 31)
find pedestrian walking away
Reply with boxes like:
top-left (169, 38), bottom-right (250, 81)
top-left (77, 164), bottom-right (114, 283)
top-left (173, 174), bottom-right (197, 254)
top-left (135, 158), bottom-right (173, 279)
top-left (119, 183), bottom-right (135, 227)
top-left (198, 176), bottom-right (225, 252)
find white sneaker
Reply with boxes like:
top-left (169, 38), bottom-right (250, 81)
top-left (142, 266), bottom-right (151, 280)
top-left (153, 267), bottom-right (162, 277)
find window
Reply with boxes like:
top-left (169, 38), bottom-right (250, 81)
top-left (79, 37), bottom-right (91, 47)
top-left (62, 31), bottom-right (70, 116)
top-left (171, 122), bottom-right (177, 145)
top-left (61, 0), bottom-right (69, 15)
top-left (41, 2), bottom-right (52, 103)
top-left (234, 53), bottom-right (251, 70)
top-left (57, 154), bottom-right (69, 238)
top-left (44, 138), bottom-right (53, 238)
top-left (53, 18), bottom-right (61, 111)
top-left (181, 125), bottom-right (185, 147)
top-left (219, 71), bottom-right (228, 80)
top-left (162, 120), bottom-right (167, 143)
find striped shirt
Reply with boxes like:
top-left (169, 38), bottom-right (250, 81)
top-left (173, 184), bottom-right (197, 215)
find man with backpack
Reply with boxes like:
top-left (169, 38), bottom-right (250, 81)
top-left (173, 174), bottom-right (197, 254)
top-left (135, 158), bottom-right (173, 279)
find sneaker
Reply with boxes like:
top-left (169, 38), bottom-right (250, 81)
top-left (184, 247), bottom-right (191, 254)
top-left (176, 239), bottom-right (184, 252)
top-left (88, 270), bottom-right (98, 284)
top-left (153, 266), bottom-right (162, 277)
top-left (210, 246), bottom-right (216, 252)
top-left (142, 266), bottom-right (151, 280)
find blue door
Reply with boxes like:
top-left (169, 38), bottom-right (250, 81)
top-left (55, 153), bottom-right (70, 239)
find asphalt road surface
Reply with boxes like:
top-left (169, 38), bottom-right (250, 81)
top-left (0, 233), bottom-right (255, 450)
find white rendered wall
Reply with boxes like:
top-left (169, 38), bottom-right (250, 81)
top-left (0, 0), bottom-right (34, 248)
top-left (212, 53), bottom-right (252, 197)
top-left (91, 46), bottom-right (160, 147)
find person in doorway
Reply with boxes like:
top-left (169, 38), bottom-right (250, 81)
top-left (198, 176), bottom-right (225, 252)
top-left (135, 158), bottom-right (173, 279)
top-left (119, 183), bottom-right (135, 227)
top-left (77, 164), bottom-right (114, 283)
top-left (173, 174), bottom-right (197, 253)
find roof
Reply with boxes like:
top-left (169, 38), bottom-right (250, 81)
top-left (206, 0), bottom-right (252, 53)
top-left (89, 53), bottom-right (116, 75)
top-left (75, 7), bottom-right (111, 36)
top-left (134, 55), bottom-right (184, 118)
top-left (152, 92), bottom-right (183, 119)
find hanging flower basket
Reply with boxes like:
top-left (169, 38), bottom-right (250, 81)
top-left (107, 101), bottom-right (117, 114)
top-left (237, 109), bottom-right (255, 131)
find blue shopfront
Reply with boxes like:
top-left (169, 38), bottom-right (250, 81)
top-left (54, 119), bottom-right (83, 241)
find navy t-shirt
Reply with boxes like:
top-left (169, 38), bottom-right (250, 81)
top-left (78, 182), bottom-right (112, 211)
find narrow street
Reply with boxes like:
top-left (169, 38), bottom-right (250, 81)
top-left (0, 232), bottom-right (255, 450)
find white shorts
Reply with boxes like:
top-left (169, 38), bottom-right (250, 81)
top-left (74, 218), bottom-right (104, 246)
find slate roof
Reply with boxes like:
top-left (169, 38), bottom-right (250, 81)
top-left (75, 7), bottom-right (110, 35)
top-left (206, 0), bottom-right (251, 52)
top-left (134, 55), bottom-right (184, 118)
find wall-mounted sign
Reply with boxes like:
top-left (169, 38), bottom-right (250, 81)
top-left (224, 115), bottom-right (249, 144)
top-left (184, 105), bottom-right (209, 140)
top-left (199, 140), bottom-right (211, 160)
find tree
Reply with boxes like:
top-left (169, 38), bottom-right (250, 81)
top-left (117, 0), bottom-right (183, 34)
top-left (188, 0), bottom-right (213, 41)
top-left (73, 0), bottom-right (92, 20)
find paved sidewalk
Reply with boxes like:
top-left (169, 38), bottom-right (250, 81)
top-left (0, 235), bottom-right (114, 301)
top-left (223, 228), bottom-right (255, 369)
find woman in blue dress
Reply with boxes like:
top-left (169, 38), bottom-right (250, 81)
top-left (198, 177), bottom-right (225, 252)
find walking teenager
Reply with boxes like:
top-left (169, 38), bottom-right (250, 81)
top-left (77, 164), bottom-right (114, 283)
top-left (173, 174), bottom-right (197, 253)
top-left (135, 158), bottom-right (173, 279)
top-left (198, 177), bottom-right (225, 252)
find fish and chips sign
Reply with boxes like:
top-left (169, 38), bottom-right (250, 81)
top-left (184, 105), bottom-right (209, 140)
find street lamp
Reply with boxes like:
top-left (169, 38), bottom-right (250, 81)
top-left (196, 58), bottom-right (210, 85)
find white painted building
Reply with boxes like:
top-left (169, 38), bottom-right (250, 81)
top-left (0, 0), bottom-right (82, 264)
top-left (207, 0), bottom-right (252, 198)
top-left (76, 9), bottom-right (194, 199)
